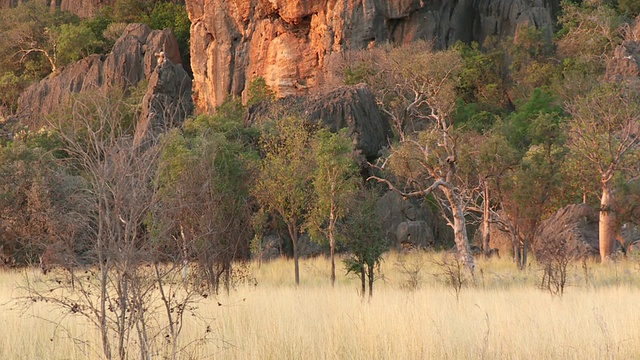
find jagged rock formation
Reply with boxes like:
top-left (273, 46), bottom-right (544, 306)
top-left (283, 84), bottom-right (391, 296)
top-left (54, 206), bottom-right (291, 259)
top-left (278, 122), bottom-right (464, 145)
top-left (16, 24), bottom-right (185, 129)
top-left (246, 83), bottom-right (391, 159)
top-left (134, 58), bottom-right (193, 146)
top-left (533, 204), bottom-right (600, 260)
top-left (187, 0), bottom-right (559, 113)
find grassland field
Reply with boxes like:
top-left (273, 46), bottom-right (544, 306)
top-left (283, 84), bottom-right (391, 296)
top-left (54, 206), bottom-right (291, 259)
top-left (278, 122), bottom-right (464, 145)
top-left (1, 252), bottom-right (640, 359)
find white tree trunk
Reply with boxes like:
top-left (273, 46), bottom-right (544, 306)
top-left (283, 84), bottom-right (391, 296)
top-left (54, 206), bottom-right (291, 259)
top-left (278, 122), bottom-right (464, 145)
top-left (443, 187), bottom-right (475, 274)
top-left (599, 184), bottom-right (616, 261)
top-left (482, 183), bottom-right (491, 257)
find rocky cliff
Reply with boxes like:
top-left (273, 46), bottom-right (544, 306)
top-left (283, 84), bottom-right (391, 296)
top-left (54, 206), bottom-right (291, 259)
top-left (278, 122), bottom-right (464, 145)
top-left (187, 0), bottom-right (560, 114)
top-left (134, 58), bottom-right (193, 146)
top-left (16, 23), bottom-right (187, 129)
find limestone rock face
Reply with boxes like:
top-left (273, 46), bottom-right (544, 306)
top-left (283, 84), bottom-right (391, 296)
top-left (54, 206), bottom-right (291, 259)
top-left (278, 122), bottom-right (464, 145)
top-left (134, 58), bottom-right (193, 147)
top-left (56, 0), bottom-right (116, 18)
top-left (16, 24), bottom-right (184, 129)
top-left (187, 0), bottom-right (559, 113)
top-left (245, 84), bottom-right (390, 159)
top-left (304, 84), bottom-right (391, 159)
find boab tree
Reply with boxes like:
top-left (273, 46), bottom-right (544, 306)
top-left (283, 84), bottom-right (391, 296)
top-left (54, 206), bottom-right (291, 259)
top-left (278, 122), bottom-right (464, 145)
top-left (366, 46), bottom-right (476, 273)
top-left (566, 82), bottom-right (640, 261)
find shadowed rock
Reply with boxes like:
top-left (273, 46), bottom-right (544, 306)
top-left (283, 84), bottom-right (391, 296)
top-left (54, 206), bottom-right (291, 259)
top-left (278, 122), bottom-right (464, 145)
top-left (533, 203), bottom-right (600, 260)
top-left (134, 58), bottom-right (193, 147)
top-left (17, 24), bottom-right (184, 129)
top-left (246, 84), bottom-right (391, 160)
top-left (376, 191), bottom-right (439, 250)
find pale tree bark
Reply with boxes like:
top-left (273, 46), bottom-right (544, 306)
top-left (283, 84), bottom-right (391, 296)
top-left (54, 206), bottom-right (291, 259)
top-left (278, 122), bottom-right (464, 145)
top-left (443, 187), bottom-right (475, 272)
top-left (599, 184), bottom-right (616, 260)
top-left (19, 47), bottom-right (57, 73)
top-left (371, 176), bottom-right (476, 274)
top-left (482, 181), bottom-right (491, 257)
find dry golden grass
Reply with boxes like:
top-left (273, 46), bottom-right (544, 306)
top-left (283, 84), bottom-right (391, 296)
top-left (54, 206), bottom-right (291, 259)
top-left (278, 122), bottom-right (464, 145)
top-left (2, 252), bottom-right (640, 359)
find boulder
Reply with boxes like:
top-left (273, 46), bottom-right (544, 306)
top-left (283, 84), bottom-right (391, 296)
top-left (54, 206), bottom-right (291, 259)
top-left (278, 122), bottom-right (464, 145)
top-left (396, 221), bottom-right (435, 249)
top-left (245, 84), bottom-right (391, 159)
top-left (533, 204), bottom-right (599, 260)
top-left (16, 24), bottom-right (185, 129)
top-left (376, 191), bottom-right (439, 249)
top-left (304, 84), bottom-right (391, 159)
top-left (186, 0), bottom-right (559, 113)
top-left (298, 234), bottom-right (324, 258)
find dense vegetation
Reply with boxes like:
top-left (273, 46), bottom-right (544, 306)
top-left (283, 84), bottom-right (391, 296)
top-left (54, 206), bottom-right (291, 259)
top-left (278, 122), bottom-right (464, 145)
top-left (0, 0), bottom-right (639, 272)
top-left (0, 0), bottom-right (639, 358)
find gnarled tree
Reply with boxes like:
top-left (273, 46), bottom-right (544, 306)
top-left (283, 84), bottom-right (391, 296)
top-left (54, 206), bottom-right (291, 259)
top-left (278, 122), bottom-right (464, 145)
top-left (367, 46), bottom-right (476, 273)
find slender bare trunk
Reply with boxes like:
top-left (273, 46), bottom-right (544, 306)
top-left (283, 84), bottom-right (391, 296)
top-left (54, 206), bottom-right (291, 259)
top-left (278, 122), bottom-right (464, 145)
top-left (522, 237), bottom-right (528, 269)
top-left (100, 264), bottom-right (111, 360)
top-left (443, 188), bottom-right (475, 274)
top-left (360, 266), bottom-right (365, 298)
top-left (368, 263), bottom-right (374, 299)
top-left (97, 200), bottom-right (112, 360)
top-left (329, 225), bottom-right (336, 288)
top-left (599, 184), bottom-right (616, 261)
top-left (180, 224), bottom-right (188, 284)
top-left (513, 241), bottom-right (522, 270)
top-left (289, 224), bottom-right (300, 287)
top-left (482, 183), bottom-right (491, 257)
top-left (155, 264), bottom-right (177, 360)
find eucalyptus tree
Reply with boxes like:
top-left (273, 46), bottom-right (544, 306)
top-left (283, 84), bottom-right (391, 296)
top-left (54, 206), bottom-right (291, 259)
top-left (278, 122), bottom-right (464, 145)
top-left (366, 46), bottom-right (477, 273)
top-left (253, 115), bottom-right (314, 286)
top-left (306, 128), bottom-right (360, 287)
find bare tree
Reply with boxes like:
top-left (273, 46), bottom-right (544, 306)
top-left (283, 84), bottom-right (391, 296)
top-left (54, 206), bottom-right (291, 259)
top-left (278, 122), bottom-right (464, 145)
top-left (22, 91), bottom-right (207, 360)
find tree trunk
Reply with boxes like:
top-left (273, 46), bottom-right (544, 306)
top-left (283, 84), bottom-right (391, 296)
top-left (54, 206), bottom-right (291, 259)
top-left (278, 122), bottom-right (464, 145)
top-left (510, 232), bottom-right (522, 270)
top-left (368, 263), bottom-right (374, 299)
top-left (599, 184), bottom-right (616, 261)
top-left (522, 237), bottom-right (528, 269)
top-left (443, 188), bottom-right (475, 274)
top-left (360, 265), bottom-right (365, 298)
top-left (180, 224), bottom-right (188, 284)
top-left (482, 183), bottom-right (491, 257)
top-left (291, 229), bottom-right (300, 287)
top-left (329, 227), bottom-right (336, 288)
